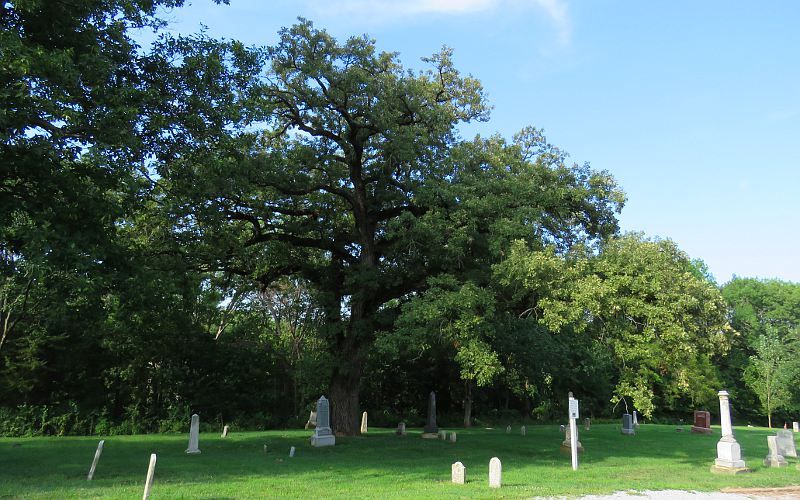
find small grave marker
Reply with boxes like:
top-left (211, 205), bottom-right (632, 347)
top-left (305, 411), bottom-right (317, 429)
top-left (520, 425), bottom-right (526, 436)
top-left (621, 413), bottom-right (635, 435)
top-left (396, 422), bottom-right (407, 436)
top-left (451, 461), bottom-right (466, 484)
top-left (289, 446), bottom-right (296, 457)
top-left (450, 432), bottom-right (457, 443)
top-left (506, 425), bottom-right (511, 434)
top-left (489, 457), bottom-right (501, 488)
top-left (763, 435), bottom-right (787, 467)
top-left (360, 411), bottom-right (368, 434)
top-left (584, 417), bottom-right (591, 431)
top-left (87, 440), bottom-right (104, 480)
top-left (142, 453), bottom-right (157, 500)
top-left (186, 414), bottom-right (201, 454)
top-left (221, 425), bottom-right (229, 438)
top-left (776, 429), bottom-right (797, 458)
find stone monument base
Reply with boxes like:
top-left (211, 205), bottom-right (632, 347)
top-left (621, 429), bottom-right (635, 435)
top-left (421, 433), bottom-right (439, 439)
top-left (310, 434), bottom-right (335, 447)
top-left (763, 455), bottom-right (787, 467)
top-left (185, 449), bottom-right (201, 454)
top-left (559, 443), bottom-right (584, 454)
top-left (710, 464), bottom-right (750, 475)
top-left (691, 426), bottom-right (713, 434)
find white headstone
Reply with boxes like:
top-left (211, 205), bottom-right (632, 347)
top-left (776, 429), bottom-right (797, 458)
top-left (633, 410), bottom-right (639, 427)
top-left (712, 390), bottom-right (748, 472)
top-left (560, 424), bottom-right (566, 433)
top-left (793, 421), bottom-right (799, 433)
top-left (396, 422), bottom-right (407, 435)
top-left (763, 435), bottom-right (787, 467)
top-left (142, 453), bottom-right (157, 500)
top-left (489, 457), bottom-right (501, 488)
top-left (87, 440), bottom-right (105, 480)
top-left (289, 446), bottom-right (296, 457)
top-left (450, 432), bottom-right (457, 443)
top-left (310, 396), bottom-right (336, 447)
top-left (360, 411), bottom-right (368, 434)
top-left (221, 425), bottom-right (229, 438)
top-left (263, 444), bottom-right (267, 453)
top-left (451, 461), bottom-right (466, 484)
top-left (506, 425), bottom-right (511, 434)
top-left (584, 417), bottom-right (591, 431)
top-left (439, 430), bottom-right (447, 440)
top-left (305, 410), bottom-right (317, 429)
top-left (520, 425), bottom-right (526, 436)
top-left (186, 414), bottom-right (201, 454)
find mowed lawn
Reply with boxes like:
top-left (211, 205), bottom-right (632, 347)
top-left (1, 424), bottom-right (798, 499)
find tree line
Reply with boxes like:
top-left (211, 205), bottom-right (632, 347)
top-left (1, 1), bottom-right (798, 436)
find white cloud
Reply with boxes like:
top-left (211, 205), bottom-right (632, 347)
top-left (306, 0), bottom-right (571, 44)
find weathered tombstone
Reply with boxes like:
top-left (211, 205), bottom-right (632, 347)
top-left (310, 396), bottom-right (336, 447)
top-left (584, 418), bottom-right (591, 431)
top-left (711, 390), bottom-right (749, 474)
top-left (263, 444), bottom-right (267, 454)
top-left (520, 425), bottom-right (526, 436)
top-left (776, 429), bottom-right (797, 458)
top-left (763, 435), bottom-right (788, 467)
top-left (488, 457), bottom-right (501, 488)
top-left (396, 422), bottom-right (407, 436)
top-left (289, 446), bottom-right (296, 457)
top-left (221, 425), bottom-right (229, 438)
top-left (793, 421), bottom-right (799, 433)
top-left (360, 411), bottom-right (368, 434)
top-left (506, 425), bottom-right (511, 434)
top-left (451, 461), bottom-right (466, 484)
top-left (561, 425), bottom-right (584, 453)
top-left (422, 391), bottom-right (439, 438)
top-left (691, 410), bottom-right (713, 434)
top-left (186, 414), bottom-right (201, 454)
top-left (304, 410), bottom-right (317, 430)
top-left (633, 410), bottom-right (639, 427)
top-left (87, 440), bottom-right (105, 480)
top-left (559, 424), bottom-right (566, 433)
top-left (439, 430), bottom-right (447, 440)
top-left (450, 432), bottom-right (457, 443)
top-left (621, 413), bottom-right (635, 435)
top-left (142, 453), bottom-right (157, 500)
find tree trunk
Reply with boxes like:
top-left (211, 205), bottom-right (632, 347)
top-left (463, 380), bottom-right (473, 428)
top-left (329, 361), bottom-right (362, 436)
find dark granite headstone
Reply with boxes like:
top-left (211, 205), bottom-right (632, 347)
top-left (424, 391), bottom-right (438, 434)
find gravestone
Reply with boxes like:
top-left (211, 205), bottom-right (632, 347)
top-left (584, 418), bottom-right (591, 431)
top-left (561, 425), bottom-right (584, 453)
top-left (793, 421), bottom-right (799, 433)
top-left (489, 457), bottom-right (501, 488)
top-left (621, 413), bottom-right (635, 435)
top-left (691, 410), bottom-right (712, 434)
top-left (304, 411), bottom-right (317, 429)
top-left (763, 435), bottom-right (788, 467)
top-left (289, 446), bottom-right (296, 457)
top-left (633, 410), bottom-right (639, 427)
top-left (396, 422), bottom-right (407, 436)
top-left (450, 432), bottom-right (457, 443)
top-left (439, 430), bottom-right (447, 440)
top-left (521, 425), bottom-right (526, 436)
top-left (310, 396), bottom-right (336, 447)
top-left (143, 453), bottom-right (157, 500)
top-left (506, 425), bottom-right (511, 434)
top-left (360, 412), bottom-right (368, 434)
top-left (560, 424), bottom-right (566, 433)
top-left (263, 444), bottom-right (267, 454)
top-left (87, 440), bottom-right (104, 480)
top-left (776, 429), bottom-right (797, 458)
top-left (711, 390), bottom-right (749, 474)
top-left (451, 461), bottom-right (466, 484)
top-left (422, 391), bottom-right (439, 438)
top-left (221, 425), bottom-right (229, 438)
top-left (186, 414), bottom-right (201, 454)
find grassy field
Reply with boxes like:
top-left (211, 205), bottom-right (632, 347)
top-left (1, 423), bottom-right (798, 499)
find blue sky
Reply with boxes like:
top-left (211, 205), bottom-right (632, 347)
top-left (153, 0), bottom-right (800, 284)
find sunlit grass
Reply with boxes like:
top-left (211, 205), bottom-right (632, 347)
top-left (0, 424), bottom-right (797, 499)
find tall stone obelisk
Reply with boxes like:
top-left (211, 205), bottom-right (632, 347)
top-left (711, 390), bottom-right (749, 474)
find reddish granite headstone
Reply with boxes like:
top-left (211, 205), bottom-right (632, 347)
top-left (690, 410), bottom-right (712, 434)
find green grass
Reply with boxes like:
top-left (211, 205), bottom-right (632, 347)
top-left (0, 424), bottom-right (798, 499)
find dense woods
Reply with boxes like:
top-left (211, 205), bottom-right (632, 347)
top-left (2, 1), bottom-right (798, 436)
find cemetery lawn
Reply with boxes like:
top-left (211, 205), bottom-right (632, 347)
top-left (1, 424), bottom-right (799, 499)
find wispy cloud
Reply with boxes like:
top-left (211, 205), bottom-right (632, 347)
top-left (307, 0), bottom-right (571, 45)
